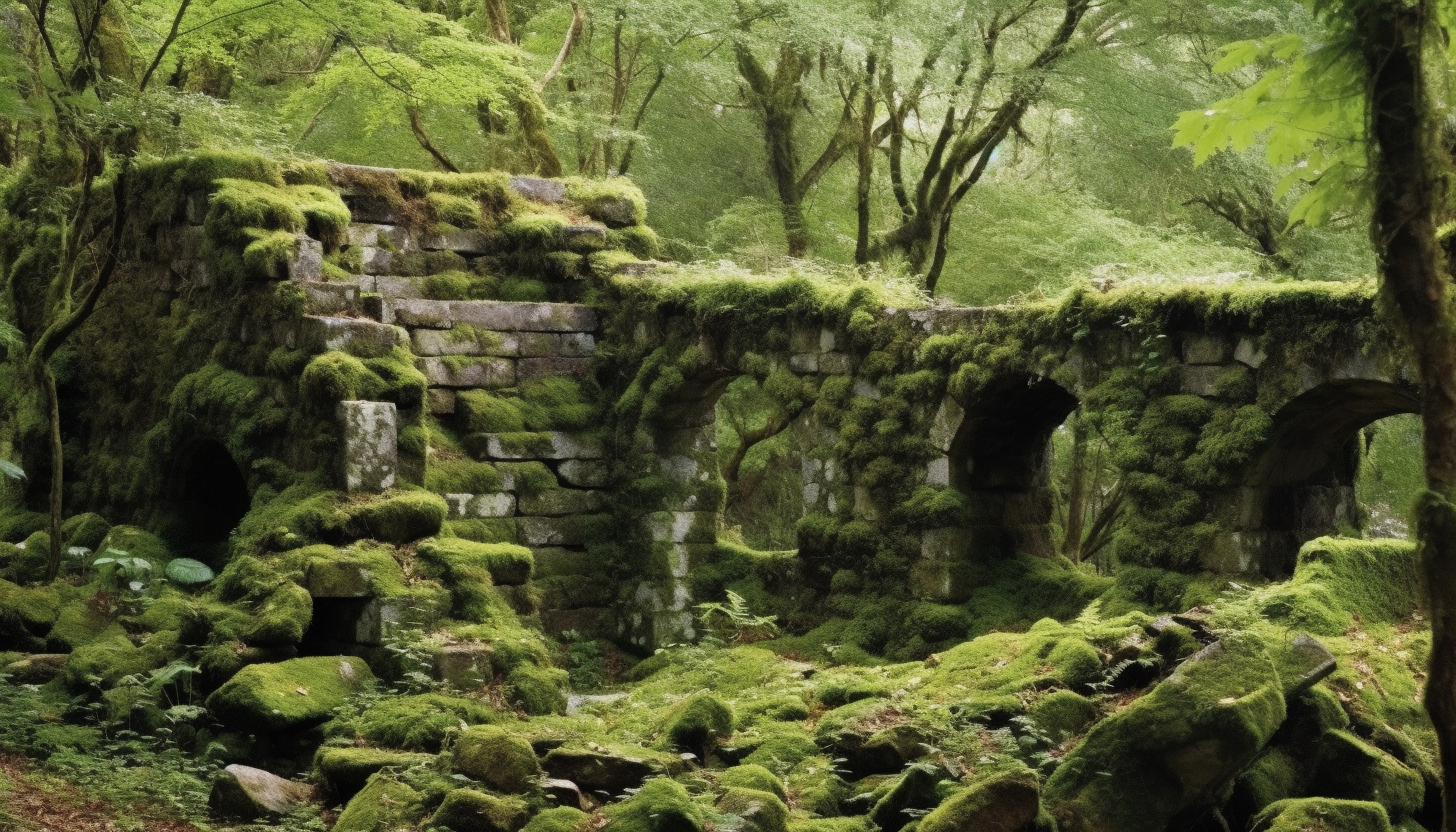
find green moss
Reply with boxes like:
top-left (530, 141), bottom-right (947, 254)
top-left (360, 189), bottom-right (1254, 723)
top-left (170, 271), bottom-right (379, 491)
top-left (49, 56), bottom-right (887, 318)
top-left (1296, 537), bottom-right (1422, 624)
top-left (918, 771), bottom-right (1043, 832)
top-left (452, 724), bottom-right (543, 793)
top-left (499, 462), bottom-right (558, 494)
top-left (432, 789), bottom-right (531, 832)
top-left (206, 656), bottom-right (375, 732)
top-left (336, 489), bottom-right (447, 543)
top-left (326, 692), bottom-right (501, 751)
top-left (603, 777), bottom-right (705, 832)
top-left (564, 177), bottom-right (647, 227)
top-left (317, 746), bottom-right (434, 799)
top-left (429, 192), bottom-right (483, 229)
top-left (459, 390), bottom-right (528, 433)
top-left (48, 599), bottom-right (114, 648)
top-left (0, 579), bottom-right (61, 641)
top-left (740, 726), bottom-right (820, 771)
top-left (241, 228), bottom-right (300, 279)
top-left (424, 271), bottom-right (476, 300)
top-left (785, 755), bottom-right (849, 816)
top-left (241, 581), bottom-right (312, 646)
top-left (662, 692), bottom-right (734, 754)
top-left (501, 278), bottom-right (551, 302)
top-left (1308, 730), bottom-right (1424, 820)
top-left (333, 772), bottom-right (427, 832)
top-left (419, 538), bottom-right (534, 586)
top-left (507, 664), bottom-right (569, 715)
top-left (501, 211), bottom-right (569, 250)
top-left (1252, 798), bottom-right (1393, 832)
top-left (426, 459), bottom-right (506, 493)
top-left (721, 765), bottom-right (786, 800)
top-left (446, 518), bottom-right (520, 544)
top-left (523, 807), bottom-right (591, 832)
top-left (0, 506), bottom-right (45, 543)
top-left (60, 513), bottom-right (110, 552)
top-left (1028, 690), bottom-right (1099, 741)
top-left (717, 787), bottom-right (789, 832)
top-left (64, 630), bottom-right (157, 687)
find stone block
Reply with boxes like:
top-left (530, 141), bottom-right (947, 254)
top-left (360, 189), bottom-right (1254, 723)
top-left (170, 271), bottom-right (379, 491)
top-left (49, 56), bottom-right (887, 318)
top-left (345, 195), bottom-right (404, 225)
top-left (306, 560), bottom-right (374, 598)
top-left (426, 389), bottom-right (456, 415)
top-left (517, 332), bottom-right (597, 358)
top-left (563, 224), bottom-right (609, 252)
top-left (413, 328), bottom-right (518, 357)
top-left (558, 459), bottom-right (610, 487)
top-left (288, 235), bottom-right (324, 282)
top-left (433, 643), bottom-right (495, 689)
top-left (517, 357), bottom-right (594, 381)
top-left (300, 281), bottom-right (361, 315)
top-left (510, 176), bottom-right (567, 204)
top-left (347, 222), bottom-right (411, 249)
top-left (519, 516), bottom-right (588, 546)
top-left (1181, 333), bottom-right (1229, 364)
top-left (533, 547), bottom-right (592, 577)
top-left (789, 353), bottom-right (819, 373)
top-left (484, 432), bottom-right (604, 460)
top-left (920, 527), bottom-right (974, 561)
top-left (930, 398), bottom-right (965, 452)
top-left (519, 489), bottom-right (606, 516)
top-left (303, 316), bottom-right (402, 358)
top-left (359, 246), bottom-right (394, 275)
top-left (185, 191), bottom-right (208, 224)
top-left (338, 401), bottom-right (397, 493)
top-left (854, 379), bottom-right (882, 399)
top-left (819, 352), bottom-right (853, 374)
top-left (926, 456), bottom-right (951, 486)
top-left (370, 276), bottom-right (429, 299)
top-left (417, 357), bottom-right (516, 388)
top-left (421, 229), bottom-right (491, 254)
top-left (444, 492), bottom-right (517, 519)
top-left (210, 765), bottom-right (312, 819)
top-left (389, 298), bottom-right (454, 328)
top-left (1179, 364), bottom-right (1225, 397)
top-left (450, 301), bottom-right (598, 333)
top-left (1233, 337), bottom-right (1268, 369)
top-left (646, 511), bottom-right (716, 543)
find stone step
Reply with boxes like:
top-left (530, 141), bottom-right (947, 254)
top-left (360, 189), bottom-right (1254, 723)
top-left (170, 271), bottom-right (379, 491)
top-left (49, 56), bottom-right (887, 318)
top-left (298, 281), bottom-right (365, 316)
top-left (302, 316), bottom-right (406, 357)
top-left (412, 329), bottom-right (596, 359)
top-left (470, 432), bottom-right (605, 461)
top-left (385, 299), bottom-right (598, 332)
top-left (419, 355), bottom-right (593, 389)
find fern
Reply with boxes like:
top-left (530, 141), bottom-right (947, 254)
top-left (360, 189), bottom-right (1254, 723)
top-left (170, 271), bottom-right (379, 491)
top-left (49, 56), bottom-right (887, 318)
top-left (695, 590), bottom-right (779, 645)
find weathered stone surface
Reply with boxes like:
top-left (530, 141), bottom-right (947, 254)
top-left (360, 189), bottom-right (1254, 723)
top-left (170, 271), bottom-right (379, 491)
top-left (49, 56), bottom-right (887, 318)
top-left (413, 328), bottom-right (516, 357)
top-left (542, 748), bottom-right (657, 796)
top-left (646, 511), bottom-right (716, 543)
top-left (517, 357), bottom-right (595, 381)
top-left (287, 235), bottom-right (324, 282)
top-left (930, 398), bottom-right (965, 452)
top-left (519, 489), bottom-right (606, 516)
top-left (917, 772), bottom-right (1042, 832)
top-left (299, 282), bottom-right (361, 315)
top-left (511, 176), bottom-right (567, 204)
top-left (369, 276), bottom-right (430, 299)
top-left (434, 643), bottom-right (495, 689)
top-left (1182, 333), bottom-right (1229, 364)
top-left (558, 459), bottom-right (610, 488)
top-left (926, 456), bottom-right (951, 486)
top-left (484, 432), bottom-right (604, 460)
top-left (2, 654), bottom-right (68, 684)
top-left (1180, 364), bottom-right (1226, 397)
top-left (533, 547), bottom-right (592, 577)
top-left (344, 194), bottom-right (404, 224)
top-left (920, 527), bottom-right (974, 561)
top-left (538, 575), bottom-right (617, 609)
top-left (347, 222), bottom-right (411, 249)
top-left (523, 332), bottom-right (597, 357)
top-left (542, 778), bottom-right (592, 811)
top-left (1234, 337), bottom-right (1268, 369)
top-left (359, 246), bottom-right (395, 275)
top-left (338, 401), bottom-right (397, 493)
top-left (519, 516), bottom-right (587, 546)
top-left (444, 492), bottom-right (517, 519)
top-left (451, 301), bottom-right (599, 333)
top-left (389, 298), bottom-right (454, 327)
top-left (303, 316), bottom-right (401, 358)
top-left (418, 356), bottom-right (516, 388)
top-left (426, 388), bottom-right (456, 414)
top-left (819, 352), bottom-right (853, 374)
top-left (305, 560), bottom-right (373, 598)
top-left (1281, 633), bottom-right (1337, 696)
top-left (788, 353), bottom-right (818, 373)
top-left (210, 765), bottom-right (312, 819)
top-left (563, 224), bottom-right (609, 251)
top-left (421, 229), bottom-right (491, 254)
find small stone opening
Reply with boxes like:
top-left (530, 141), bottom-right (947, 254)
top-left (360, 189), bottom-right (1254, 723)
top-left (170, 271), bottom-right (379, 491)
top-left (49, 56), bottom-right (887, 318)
top-left (301, 597), bottom-right (384, 655)
top-left (173, 440), bottom-right (250, 561)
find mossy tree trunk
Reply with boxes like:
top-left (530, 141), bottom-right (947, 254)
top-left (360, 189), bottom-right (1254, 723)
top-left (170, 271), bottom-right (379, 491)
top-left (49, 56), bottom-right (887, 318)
top-left (1352, 3), bottom-right (1456, 827)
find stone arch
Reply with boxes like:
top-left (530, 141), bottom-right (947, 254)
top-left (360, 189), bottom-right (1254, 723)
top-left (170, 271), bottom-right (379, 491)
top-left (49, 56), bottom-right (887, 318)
top-left (1238, 379), bottom-right (1419, 575)
top-left (170, 438), bottom-right (251, 560)
top-left (924, 374), bottom-right (1079, 578)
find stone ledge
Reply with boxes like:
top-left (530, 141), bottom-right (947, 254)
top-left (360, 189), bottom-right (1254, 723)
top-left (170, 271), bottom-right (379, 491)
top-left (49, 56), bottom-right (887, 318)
top-left (417, 357), bottom-right (516, 388)
top-left (518, 489), bottom-right (605, 517)
top-left (451, 301), bottom-right (599, 333)
top-left (444, 492), bottom-right (517, 519)
top-left (302, 316), bottom-right (404, 358)
top-left (480, 432), bottom-right (604, 460)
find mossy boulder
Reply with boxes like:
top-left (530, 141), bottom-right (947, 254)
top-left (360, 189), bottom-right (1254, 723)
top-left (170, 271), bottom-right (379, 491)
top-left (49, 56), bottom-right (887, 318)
top-left (663, 692), bottom-right (734, 755)
top-left (720, 764), bottom-right (786, 800)
top-left (542, 747), bottom-right (657, 796)
top-left (325, 692), bottom-right (501, 751)
top-left (740, 726), bottom-right (820, 770)
top-left (508, 664), bottom-right (569, 715)
top-left (918, 770), bottom-right (1044, 832)
top-left (453, 725), bottom-right (543, 794)
top-left (207, 656), bottom-right (374, 732)
top-left (717, 787), bottom-right (790, 832)
top-left (317, 747), bottom-right (434, 799)
top-left (0, 580), bottom-right (61, 649)
top-left (334, 490), bottom-right (447, 543)
top-left (61, 513), bottom-right (111, 552)
top-left (868, 766), bottom-right (941, 832)
top-left (64, 629), bottom-right (161, 687)
top-left (1307, 731), bottom-right (1425, 821)
top-left (603, 777), bottom-right (705, 832)
top-left (1044, 640), bottom-right (1288, 832)
top-left (1028, 690), bottom-right (1099, 741)
top-left (240, 582), bottom-right (313, 646)
top-left (419, 538), bottom-right (535, 586)
top-left (523, 806), bottom-right (591, 832)
top-left (431, 789), bottom-right (530, 832)
top-left (333, 772), bottom-right (427, 832)
top-left (1251, 798), bottom-right (1393, 832)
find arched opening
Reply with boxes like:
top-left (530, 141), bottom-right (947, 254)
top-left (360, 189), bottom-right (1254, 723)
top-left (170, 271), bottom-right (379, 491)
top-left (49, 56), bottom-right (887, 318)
top-left (947, 375), bottom-right (1080, 557)
top-left (1243, 379), bottom-right (1419, 574)
top-left (715, 375), bottom-right (805, 550)
top-left (172, 440), bottom-right (250, 562)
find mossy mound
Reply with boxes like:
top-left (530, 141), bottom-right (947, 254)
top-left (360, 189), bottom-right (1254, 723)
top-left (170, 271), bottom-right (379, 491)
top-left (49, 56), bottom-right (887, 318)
top-left (206, 656), bottom-right (375, 732)
top-left (0, 580), bottom-right (61, 649)
top-left (719, 764), bottom-right (786, 800)
top-left (61, 513), bottom-right (111, 552)
top-left (452, 725), bottom-right (543, 794)
top-left (662, 692), bottom-right (734, 755)
top-left (1028, 690), bottom-right (1099, 741)
top-left (918, 770), bottom-right (1045, 832)
top-left (523, 807), bottom-right (591, 832)
top-left (317, 746), bottom-right (435, 799)
top-left (326, 692), bottom-right (502, 751)
top-left (508, 664), bottom-right (569, 715)
top-left (431, 789), bottom-right (531, 832)
top-left (333, 772), bottom-right (428, 832)
top-left (1252, 798), bottom-right (1393, 832)
top-left (1307, 730), bottom-right (1424, 821)
top-left (419, 538), bottom-right (535, 586)
top-left (603, 778), bottom-right (705, 832)
top-left (717, 787), bottom-right (790, 832)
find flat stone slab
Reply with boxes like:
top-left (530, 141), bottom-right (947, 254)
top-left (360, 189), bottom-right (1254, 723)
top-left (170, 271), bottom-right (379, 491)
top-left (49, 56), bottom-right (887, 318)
top-left (210, 764), bottom-right (313, 819)
top-left (418, 357), bottom-right (516, 388)
top-left (482, 432), bottom-right (605, 460)
top-left (346, 222), bottom-right (411, 249)
top-left (302, 316), bottom-right (402, 358)
top-left (337, 401), bottom-right (397, 493)
top-left (421, 229), bottom-right (491, 254)
top-left (518, 357), bottom-right (594, 381)
top-left (452, 301), bottom-right (599, 333)
top-left (558, 459), bottom-right (610, 487)
top-left (444, 492), bottom-right (517, 519)
top-left (519, 489), bottom-right (605, 517)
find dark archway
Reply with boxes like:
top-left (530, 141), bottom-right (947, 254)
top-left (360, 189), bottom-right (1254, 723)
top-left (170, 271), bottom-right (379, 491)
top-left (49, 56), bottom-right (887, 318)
top-left (948, 375), bottom-right (1080, 557)
top-left (1243, 379), bottom-right (1419, 575)
top-left (172, 440), bottom-right (250, 561)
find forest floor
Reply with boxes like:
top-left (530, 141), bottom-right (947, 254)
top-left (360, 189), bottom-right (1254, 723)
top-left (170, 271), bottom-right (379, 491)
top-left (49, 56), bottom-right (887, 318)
top-left (0, 755), bottom-right (201, 832)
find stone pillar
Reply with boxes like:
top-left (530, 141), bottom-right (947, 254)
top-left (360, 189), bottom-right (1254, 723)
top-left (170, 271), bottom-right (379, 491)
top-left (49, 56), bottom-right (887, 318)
top-left (337, 401), bottom-right (398, 493)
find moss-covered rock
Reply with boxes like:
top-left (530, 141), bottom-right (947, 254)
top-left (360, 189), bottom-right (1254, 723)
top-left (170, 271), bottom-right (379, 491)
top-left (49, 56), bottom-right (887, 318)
top-left (1307, 730), bottom-right (1425, 821)
top-left (240, 581), bottom-right (313, 646)
top-left (65, 629), bottom-right (161, 687)
top-left (663, 692), bottom-right (734, 755)
top-left (61, 513), bottom-right (111, 552)
top-left (868, 766), bottom-right (941, 832)
top-left (1028, 690), bottom-right (1099, 741)
top-left (419, 537), bottom-right (535, 586)
top-left (317, 746), bottom-right (435, 799)
top-left (918, 770), bottom-right (1045, 832)
top-left (1251, 798), bottom-right (1393, 832)
top-left (740, 726), bottom-right (820, 771)
top-left (452, 724), bottom-right (543, 794)
top-left (1044, 640), bottom-right (1288, 832)
top-left (325, 692), bottom-right (501, 751)
top-left (523, 806), bottom-right (591, 832)
top-left (334, 489), bottom-right (447, 543)
top-left (603, 777), bottom-right (705, 832)
top-left (720, 764), bottom-right (786, 800)
top-left (718, 787), bottom-right (790, 832)
top-left (507, 664), bottom-right (568, 715)
top-left (431, 789), bottom-right (531, 832)
top-left (206, 656), bottom-right (374, 732)
top-left (333, 772), bottom-right (428, 832)
top-left (0, 579), bottom-right (60, 649)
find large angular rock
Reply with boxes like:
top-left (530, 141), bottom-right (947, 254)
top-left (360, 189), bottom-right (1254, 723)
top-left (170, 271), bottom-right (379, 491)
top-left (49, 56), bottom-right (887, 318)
top-left (337, 401), bottom-right (397, 493)
top-left (1044, 640), bottom-right (1288, 832)
top-left (206, 656), bottom-right (375, 732)
top-left (519, 489), bottom-right (605, 517)
top-left (418, 357), bottom-right (516, 388)
top-left (451, 301), bottom-right (598, 333)
top-left (542, 747), bottom-right (657, 796)
top-left (210, 764), bottom-right (313, 819)
top-left (918, 771), bottom-right (1042, 832)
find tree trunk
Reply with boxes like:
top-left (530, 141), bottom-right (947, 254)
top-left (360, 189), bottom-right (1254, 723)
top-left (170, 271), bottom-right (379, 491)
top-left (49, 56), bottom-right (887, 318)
top-left (483, 0), bottom-right (511, 43)
top-left (40, 364), bottom-right (62, 582)
top-left (1356, 5), bottom-right (1456, 829)
top-left (735, 42), bottom-right (810, 258)
top-left (1061, 410), bottom-right (1088, 561)
top-left (855, 54), bottom-right (877, 265)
